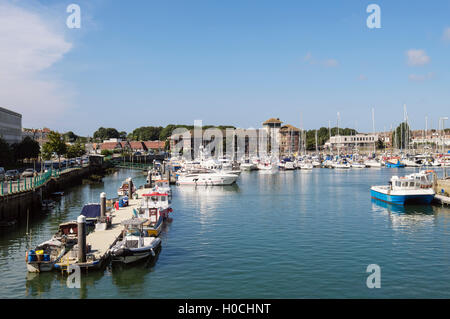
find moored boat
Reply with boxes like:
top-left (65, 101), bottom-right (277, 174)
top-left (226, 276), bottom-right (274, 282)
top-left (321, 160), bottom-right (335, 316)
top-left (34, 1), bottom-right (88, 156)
top-left (177, 169), bottom-right (238, 186)
top-left (370, 170), bottom-right (435, 205)
top-left (111, 218), bottom-right (162, 264)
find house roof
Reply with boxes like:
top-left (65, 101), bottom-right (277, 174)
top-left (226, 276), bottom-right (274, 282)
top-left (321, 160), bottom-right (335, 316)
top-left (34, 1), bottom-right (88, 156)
top-left (143, 141), bottom-right (165, 149)
top-left (280, 124), bottom-right (300, 132)
top-left (100, 142), bottom-right (121, 150)
top-left (129, 141), bottom-right (145, 150)
top-left (263, 118), bottom-right (283, 125)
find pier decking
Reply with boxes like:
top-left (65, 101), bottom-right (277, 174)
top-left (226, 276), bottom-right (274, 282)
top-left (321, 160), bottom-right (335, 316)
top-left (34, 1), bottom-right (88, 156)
top-left (57, 187), bottom-right (151, 271)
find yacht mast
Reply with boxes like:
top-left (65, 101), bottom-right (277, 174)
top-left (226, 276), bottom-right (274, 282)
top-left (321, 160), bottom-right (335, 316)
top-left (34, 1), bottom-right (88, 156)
top-left (372, 107), bottom-right (376, 154)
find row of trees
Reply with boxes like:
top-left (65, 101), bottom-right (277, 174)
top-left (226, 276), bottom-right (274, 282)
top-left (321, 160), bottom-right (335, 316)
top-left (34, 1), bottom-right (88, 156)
top-left (0, 137), bottom-right (40, 168)
top-left (41, 131), bottom-right (86, 164)
top-left (0, 131), bottom-right (87, 169)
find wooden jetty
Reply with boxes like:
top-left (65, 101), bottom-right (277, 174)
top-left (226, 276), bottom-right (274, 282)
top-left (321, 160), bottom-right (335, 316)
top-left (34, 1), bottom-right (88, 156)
top-left (56, 187), bottom-right (151, 272)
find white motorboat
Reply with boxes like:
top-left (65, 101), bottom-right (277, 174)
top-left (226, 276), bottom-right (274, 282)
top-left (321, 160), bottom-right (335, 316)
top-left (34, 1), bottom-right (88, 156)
top-left (176, 169), bottom-right (238, 186)
top-left (351, 162), bottom-right (367, 168)
top-left (365, 159), bottom-right (383, 168)
top-left (257, 162), bottom-right (273, 170)
top-left (111, 219), bottom-right (162, 264)
top-left (240, 162), bottom-right (257, 171)
top-left (300, 162), bottom-right (313, 170)
top-left (332, 160), bottom-right (351, 169)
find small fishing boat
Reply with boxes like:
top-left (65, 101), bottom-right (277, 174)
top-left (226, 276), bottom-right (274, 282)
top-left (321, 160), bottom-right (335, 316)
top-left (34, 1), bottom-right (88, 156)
top-left (26, 221), bottom-right (78, 273)
top-left (370, 170), bottom-right (435, 205)
top-left (117, 178), bottom-right (136, 196)
top-left (135, 192), bottom-right (172, 236)
top-left (385, 158), bottom-right (405, 168)
top-left (41, 199), bottom-right (55, 210)
top-left (80, 203), bottom-right (112, 230)
top-left (111, 218), bottom-right (162, 265)
top-left (146, 169), bottom-right (162, 185)
top-left (51, 192), bottom-right (64, 197)
top-left (153, 179), bottom-right (171, 197)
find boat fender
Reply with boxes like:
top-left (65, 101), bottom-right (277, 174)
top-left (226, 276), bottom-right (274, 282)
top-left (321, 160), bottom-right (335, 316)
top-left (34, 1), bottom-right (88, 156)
top-left (25, 251), bottom-right (28, 262)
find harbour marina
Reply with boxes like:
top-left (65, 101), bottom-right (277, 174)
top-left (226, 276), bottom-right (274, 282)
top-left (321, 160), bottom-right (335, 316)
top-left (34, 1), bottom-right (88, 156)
top-left (1, 161), bottom-right (450, 298)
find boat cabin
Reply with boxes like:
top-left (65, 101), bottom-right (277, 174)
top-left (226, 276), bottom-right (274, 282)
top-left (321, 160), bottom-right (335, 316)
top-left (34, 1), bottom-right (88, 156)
top-left (390, 171), bottom-right (433, 190)
top-left (140, 192), bottom-right (169, 209)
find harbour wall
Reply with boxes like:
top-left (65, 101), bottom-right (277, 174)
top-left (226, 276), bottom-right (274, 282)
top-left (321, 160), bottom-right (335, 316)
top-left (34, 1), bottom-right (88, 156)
top-left (436, 179), bottom-right (450, 196)
top-left (0, 165), bottom-right (104, 224)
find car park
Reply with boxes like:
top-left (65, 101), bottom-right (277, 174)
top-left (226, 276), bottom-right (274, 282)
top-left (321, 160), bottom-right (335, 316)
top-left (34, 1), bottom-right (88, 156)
top-left (5, 170), bottom-right (20, 181)
top-left (21, 168), bottom-right (36, 178)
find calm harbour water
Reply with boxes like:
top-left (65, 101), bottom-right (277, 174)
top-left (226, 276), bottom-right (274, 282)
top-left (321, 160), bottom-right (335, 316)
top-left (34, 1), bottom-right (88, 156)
top-left (1, 167), bottom-right (450, 299)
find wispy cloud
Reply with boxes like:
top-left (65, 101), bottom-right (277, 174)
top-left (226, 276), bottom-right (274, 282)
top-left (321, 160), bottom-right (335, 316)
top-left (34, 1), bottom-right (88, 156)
top-left (406, 49), bottom-right (430, 66)
top-left (358, 74), bottom-right (368, 81)
top-left (408, 72), bottom-right (435, 82)
top-left (443, 27), bottom-right (450, 43)
top-left (0, 2), bottom-right (73, 127)
top-left (304, 52), bottom-right (339, 68)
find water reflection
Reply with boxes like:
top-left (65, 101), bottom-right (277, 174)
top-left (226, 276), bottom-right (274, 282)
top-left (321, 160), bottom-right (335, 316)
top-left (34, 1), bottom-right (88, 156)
top-left (111, 253), bottom-right (161, 296)
top-left (371, 198), bottom-right (435, 230)
top-left (175, 184), bottom-right (240, 222)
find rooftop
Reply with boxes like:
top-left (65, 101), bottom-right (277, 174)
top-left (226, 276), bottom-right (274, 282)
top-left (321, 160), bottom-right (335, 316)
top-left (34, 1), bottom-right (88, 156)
top-left (263, 118), bottom-right (283, 125)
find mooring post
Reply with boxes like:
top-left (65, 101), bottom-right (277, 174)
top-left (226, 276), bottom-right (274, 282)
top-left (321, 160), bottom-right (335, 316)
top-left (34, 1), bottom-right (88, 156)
top-left (100, 192), bottom-right (106, 218)
top-left (128, 178), bottom-right (133, 198)
top-left (77, 215), bottom-right (87, 263)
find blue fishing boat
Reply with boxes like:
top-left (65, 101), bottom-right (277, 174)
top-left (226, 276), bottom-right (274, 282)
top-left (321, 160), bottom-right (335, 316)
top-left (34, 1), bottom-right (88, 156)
top-left (385, 158), bottom-right (405, 168)
top-left (370, 170), bottom-right (435, 205)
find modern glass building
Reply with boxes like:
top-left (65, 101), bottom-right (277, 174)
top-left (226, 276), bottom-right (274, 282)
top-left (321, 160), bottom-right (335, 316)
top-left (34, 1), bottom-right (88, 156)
top-left (0, 107), bottom-right (22, 144)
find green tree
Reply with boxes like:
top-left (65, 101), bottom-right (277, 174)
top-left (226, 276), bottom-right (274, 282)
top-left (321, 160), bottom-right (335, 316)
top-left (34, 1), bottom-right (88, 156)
top-left (14, 137), bottom-right (40, 161)
top-left (392, 122), bottom-right (411, 150)
top-left (130, 126), bottom-right (163, 141)
top-left (66, 142), bottom-right (86, 158)
top-left (93, 127), bottom-right (120, 141)
top-left (0, 137), bottom-right (13, 167)
top-left (63, 131), bottom-right (78, 143)
top-left (42, 131), bottom-right (67, 168)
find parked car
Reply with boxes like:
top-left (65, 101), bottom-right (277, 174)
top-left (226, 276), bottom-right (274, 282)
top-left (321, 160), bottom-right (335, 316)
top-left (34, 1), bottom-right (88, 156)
top-left (0, 167), bottom-right (5, 181)
top-left (5, 170), bottom-right (20, 181)
top-left (21, 168), bottom-right (36, 178)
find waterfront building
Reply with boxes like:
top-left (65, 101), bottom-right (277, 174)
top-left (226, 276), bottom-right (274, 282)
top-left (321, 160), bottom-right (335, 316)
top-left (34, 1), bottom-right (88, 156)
top-left (100, 141), bottom-right (123, 152)
top-left (143, 141), bottom-right (166, 153)
top-left (279, 124), bottom-right (300, 156)
top-left (22, 127), bottom-right (51, 146)
top-left (262, 118), bottom-right (282, 146)
top-left (327, 133), bottom-right (379, 151)
top-left (0, 107), bottom-right (22, 144)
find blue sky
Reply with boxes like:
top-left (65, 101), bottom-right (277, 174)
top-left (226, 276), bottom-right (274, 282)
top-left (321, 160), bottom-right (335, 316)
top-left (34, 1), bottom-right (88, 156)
top-left (2, 0), bottom-right (450, 135)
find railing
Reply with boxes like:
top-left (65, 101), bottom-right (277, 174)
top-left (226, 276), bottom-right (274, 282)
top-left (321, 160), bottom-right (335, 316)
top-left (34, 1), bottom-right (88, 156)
top-left (0, 169), bottom-right (52, 196)
top-left (0, 164), bottom-right (88, 196)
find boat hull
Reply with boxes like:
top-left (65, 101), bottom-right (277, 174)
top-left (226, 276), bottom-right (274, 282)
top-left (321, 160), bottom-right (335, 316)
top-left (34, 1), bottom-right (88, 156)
top-left (26, 261), bottom-right (53, 273)
top-left (370, 189), bottom-right (434, 205)
top-left (111, 240), bottom-right (161, 264)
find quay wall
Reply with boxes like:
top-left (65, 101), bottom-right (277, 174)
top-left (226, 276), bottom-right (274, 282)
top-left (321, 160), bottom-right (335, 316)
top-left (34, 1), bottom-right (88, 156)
top-left (0, 165), bottom-right (104, 224)
top-left (436, 179), bottom-right (450, 196)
